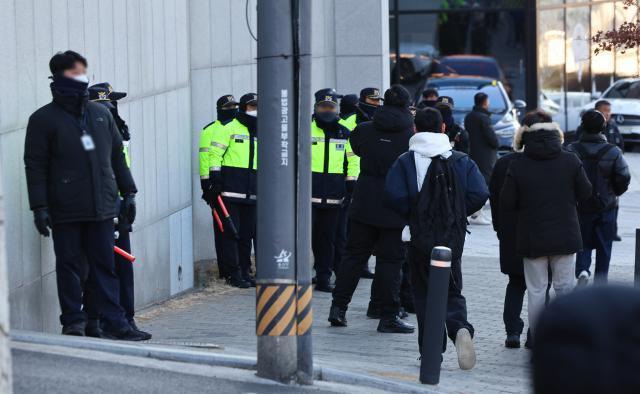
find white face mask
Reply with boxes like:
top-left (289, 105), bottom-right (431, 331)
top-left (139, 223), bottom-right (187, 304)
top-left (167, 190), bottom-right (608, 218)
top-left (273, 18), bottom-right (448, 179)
top-left (246, 110), bottom-right (257, 117)
top-left (73, 74), bottom-right (89, 84)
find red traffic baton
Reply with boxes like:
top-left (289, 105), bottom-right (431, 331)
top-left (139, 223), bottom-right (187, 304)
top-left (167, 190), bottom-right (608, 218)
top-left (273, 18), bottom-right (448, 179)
top-left (217, 195), bottom-right (239, 240)
top-left (114, 246), bottom-right (136, 263)
top-left (212, 208), bottom-right (224, 232)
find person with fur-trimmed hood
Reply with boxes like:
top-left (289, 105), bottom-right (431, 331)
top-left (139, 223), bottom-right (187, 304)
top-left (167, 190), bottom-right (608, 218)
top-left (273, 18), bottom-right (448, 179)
top-left (500, 119), bottom-right (592, 343)
top-left (490, 109), bottom-right (552, 350)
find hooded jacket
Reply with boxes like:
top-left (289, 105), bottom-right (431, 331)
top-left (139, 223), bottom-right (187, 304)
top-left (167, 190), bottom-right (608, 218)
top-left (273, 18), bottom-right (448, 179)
top-left (348, 105), bottom-right (414, 228)
top-left (500, 123), bottom-right (592, 258)
top-left (384, 132), bottom-right (489, 241)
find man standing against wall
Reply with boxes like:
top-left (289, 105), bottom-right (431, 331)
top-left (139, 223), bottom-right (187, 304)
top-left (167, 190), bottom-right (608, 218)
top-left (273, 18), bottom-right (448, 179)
top-left (24, 51), bottom-right (143, 340)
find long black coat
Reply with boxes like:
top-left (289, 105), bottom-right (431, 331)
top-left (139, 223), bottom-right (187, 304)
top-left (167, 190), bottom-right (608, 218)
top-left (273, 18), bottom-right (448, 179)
top-left (24, 101), bottom-right (136, 224)
top-left (500, 125), bottom-right (592, 259)
top-left (349, 105), bottom-right (414, 228)
top-left (465, 106), bottom-right (498, 183)
top-left (489, 152), bottom-right (523, 275)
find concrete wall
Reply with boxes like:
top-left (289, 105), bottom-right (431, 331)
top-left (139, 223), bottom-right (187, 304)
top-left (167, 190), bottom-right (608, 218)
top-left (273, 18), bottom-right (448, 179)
top-left (0, 166), bottom-right (13, 392)
top-left (0, 0), bottom-right (389, 331)
top-left (0, 0), bottom-right (193, 332)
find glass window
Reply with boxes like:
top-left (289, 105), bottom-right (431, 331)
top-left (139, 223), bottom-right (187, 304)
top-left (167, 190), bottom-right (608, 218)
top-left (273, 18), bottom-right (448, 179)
top-left (614, 1), bottom-right (639, 78)
top-left (604, 80), bottom-right (640, 99)
top-left (428, 84), bottom-right (509, 112)
top-left (566, 7), bottom-right (591, 93)
top-left (398, 0), bottom-right (524, 10)
top-left (538, 8), bottom-right (566, 129)
top-left (537, 0), bottom-right (564, 8)
top-left (591, 2), bottom-right (615, 95)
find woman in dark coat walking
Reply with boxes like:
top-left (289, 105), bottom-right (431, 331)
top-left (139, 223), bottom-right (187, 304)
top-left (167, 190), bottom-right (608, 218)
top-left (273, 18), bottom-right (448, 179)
top-left (489, 110), bottom-right (552, 349)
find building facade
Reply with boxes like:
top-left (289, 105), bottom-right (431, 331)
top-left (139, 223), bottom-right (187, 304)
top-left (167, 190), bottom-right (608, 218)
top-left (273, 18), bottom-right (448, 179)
top-left (0, 0), bottom-right (389, 332)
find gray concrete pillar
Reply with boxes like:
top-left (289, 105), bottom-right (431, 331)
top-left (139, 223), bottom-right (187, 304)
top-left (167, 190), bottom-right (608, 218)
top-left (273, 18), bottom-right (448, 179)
top-left (0, 165), bottom-right (13, 393)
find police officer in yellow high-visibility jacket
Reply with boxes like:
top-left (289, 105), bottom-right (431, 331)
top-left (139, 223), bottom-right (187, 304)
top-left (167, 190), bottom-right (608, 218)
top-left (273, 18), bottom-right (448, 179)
top-left (199, 95), bottom-right (239, 279)
top-left (311, 90), bottom-right (359, 292)
top-left (209, 93), bottom-right (258, 288)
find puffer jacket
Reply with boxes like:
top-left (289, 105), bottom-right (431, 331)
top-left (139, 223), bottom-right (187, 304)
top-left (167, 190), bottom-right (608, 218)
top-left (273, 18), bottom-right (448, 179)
top-left (567, 132), bottom-right (631, 208)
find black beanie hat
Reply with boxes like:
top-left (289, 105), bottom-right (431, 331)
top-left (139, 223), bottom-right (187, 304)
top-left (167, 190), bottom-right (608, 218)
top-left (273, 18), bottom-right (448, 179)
top-left (384, 85), bottom-right (411, 108)
top-left (581, 109), bottom-right (606, 134)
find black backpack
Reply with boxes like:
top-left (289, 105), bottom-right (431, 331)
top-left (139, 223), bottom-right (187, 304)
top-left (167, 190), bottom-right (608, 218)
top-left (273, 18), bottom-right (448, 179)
top-left (573, 143), bottom-right (615, 214)
top-left (409, 154), bottom-right (468, 261)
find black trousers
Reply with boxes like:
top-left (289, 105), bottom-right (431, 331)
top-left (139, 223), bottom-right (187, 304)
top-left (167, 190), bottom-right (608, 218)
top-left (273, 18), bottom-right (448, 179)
top-left (312, 207), bottom-right (340, 286)
top-left (52, 220), bottom-right (127, 330)
top-left (408, 245), bottom-right (473, 351)
top-left (333, 204), bottom-right (349, 276)
top-left (212, 213), bottom-right (225, 279)
top-left (332, 220), bottom-right (405, 319)
top-left (220, 202), bottom-right (256, 281)
top-left (503, 274), bottom-right (526, 336)
top-left (369, 257), bottom-right (412, 310)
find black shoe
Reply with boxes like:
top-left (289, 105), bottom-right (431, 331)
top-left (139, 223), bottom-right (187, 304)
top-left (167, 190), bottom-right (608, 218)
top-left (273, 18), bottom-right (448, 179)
top-left (614, 234), bottom-right (622, 242)
top-left (377, 317), bottom-right (415, 334)
top-left (524, 329), bottom-right (533, 349)
top-left (85, 319), bottom-right (103, 338)
top-left (360, 268), bottom-right (375, 279)
top-left (366, 302), bottom-right (381, 319)
top-left (62, 322), bottom-right (86, 337)
top-left (312, 276), bottom-right (317, 285)
top-left (227, 277), bottom-right (251, 288)
top-left (505, 334), bottom-right (521, 349)
top-left (129, 320), bottom-right (152, 341)
top-left (399, 307), bottom-right (409, 319)
top-left (243, 276), bottom-right (257, 287)
top-left (328, 305), bottom-right (347, 327)
top-left (315, 283), bottom-right (334, 293)
top-left (104, 326), bottom-right (147, 341)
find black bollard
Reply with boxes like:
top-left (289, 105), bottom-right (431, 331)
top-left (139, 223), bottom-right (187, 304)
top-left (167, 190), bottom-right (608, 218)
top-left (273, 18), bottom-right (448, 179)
top-left (420, 246), bottom-right (452, 385)
top-left (635, 229), bottom-right (640, 287)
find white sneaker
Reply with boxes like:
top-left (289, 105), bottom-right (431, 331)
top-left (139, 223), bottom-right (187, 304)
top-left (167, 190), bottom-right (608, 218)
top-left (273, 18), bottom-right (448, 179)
top-left (577, 270), bottom-right (590, 287)
top-left (455, 328), bottom-right (476, 370)
top-left (468, 213), bottom-right (491, 225)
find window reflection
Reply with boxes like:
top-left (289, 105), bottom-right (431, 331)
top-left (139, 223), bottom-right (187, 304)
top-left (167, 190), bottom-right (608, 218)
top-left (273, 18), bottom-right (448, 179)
top-left (614, 1), bottom-right (639, 77)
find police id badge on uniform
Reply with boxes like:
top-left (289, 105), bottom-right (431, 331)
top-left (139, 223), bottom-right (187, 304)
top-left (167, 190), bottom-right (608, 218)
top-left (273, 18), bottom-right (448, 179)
top-left (81, 133), bottom-right (96, 151)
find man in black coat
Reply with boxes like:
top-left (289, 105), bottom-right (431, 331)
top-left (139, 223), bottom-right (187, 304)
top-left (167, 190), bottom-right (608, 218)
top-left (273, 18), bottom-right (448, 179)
top-left (500, 121), bottom-right (592, 338)
top-left (328, 85), bottom-right (415, 333)
top-left (465, 92), bottom-right (498, 225)
top-left (575, 100), bottom-right (625, 150)
top-left (489, 110), bottom-right (552, 349)
top-left (568, 110), bottom-right (630, 285)
top-left (24, 51), bottom-right (143, 340)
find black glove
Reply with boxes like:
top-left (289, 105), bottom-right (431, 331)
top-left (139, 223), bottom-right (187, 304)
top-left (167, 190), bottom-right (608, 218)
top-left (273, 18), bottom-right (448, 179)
top-left (33, 208), bottom-right (52, 237)
top-left (210, 171), bottom-right (223, 202)
top-left (200, 179), bottom-right (214, 205)
top-left (120, 194), bottom-right (137, 225)
top-left (343, 180), bottom-right (356, 207)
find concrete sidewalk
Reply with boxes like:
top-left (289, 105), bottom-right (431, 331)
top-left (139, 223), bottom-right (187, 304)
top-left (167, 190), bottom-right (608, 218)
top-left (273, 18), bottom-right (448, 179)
top-left (140, 155), bottom-right (640, 393)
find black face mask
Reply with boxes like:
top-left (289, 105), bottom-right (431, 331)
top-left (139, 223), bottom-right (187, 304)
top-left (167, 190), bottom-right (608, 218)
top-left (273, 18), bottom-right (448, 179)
top-left (50, 74), bottom-right (89, 116)
top-left (237, 112), bottom-right (257, 134)
top-left (315, 111), bottom-right (339, 124)
top-left (359, 102), bottom-right (379, 119)
top-left (217, 108), bottom-right (238, 123)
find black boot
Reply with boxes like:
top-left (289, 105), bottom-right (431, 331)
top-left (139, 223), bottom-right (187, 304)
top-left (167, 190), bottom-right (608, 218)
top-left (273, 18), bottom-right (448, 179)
top-left (377, 316), bottom-right (415, 334)
top-left (103, 325), bottom-right (147, 341)
top-left (85, 319), bottom-right (103, 338)
top-left (505, 334), bottom-right (521, 348)
top-left (242, 275), bottom-right (257, 288)
top-left (366, 302), bottom-right (381, 319)
top-left (315, 282), bottom-right (335, 293)
top-left (328, 305), bottom-right (347, 327)
top-left (129, 320), bottom-right (152, 340)
top-left (62, 322), bottom-right (86, 336)
top-left (227, 276), bottom-right (251, 289)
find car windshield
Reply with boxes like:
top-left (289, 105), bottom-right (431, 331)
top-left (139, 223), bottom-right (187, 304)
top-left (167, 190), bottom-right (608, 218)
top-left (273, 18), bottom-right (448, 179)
top-left (438, 58), bottom-right (500, 79)
top-left (430, 84), bottom-right (508, 113)
top-left (604, 81), bottom-right (640, 99)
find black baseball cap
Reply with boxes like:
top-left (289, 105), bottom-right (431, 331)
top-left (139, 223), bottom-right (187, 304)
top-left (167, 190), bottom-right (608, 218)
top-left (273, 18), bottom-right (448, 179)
top-left (314, 89), bottom-right (339, 105)
top-left (216, 94), bottom-right (239, 108)
top-left (89, 82), bottom-right (126, 102)
top-left (360, 87), bottom-right (383, 101)
top-left (239, 93), bottom-right (258, 107)
top-left (437, 96), bottom-right (454, 108)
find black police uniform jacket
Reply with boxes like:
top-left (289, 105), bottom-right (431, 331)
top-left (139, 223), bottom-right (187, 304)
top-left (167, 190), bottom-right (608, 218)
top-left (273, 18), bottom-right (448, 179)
top-left (349, 105), bottom-right (413, 228)
top-left (24, 101), bottom-right (137, 224)
top-left (464, 106), bottom-right (499, 183)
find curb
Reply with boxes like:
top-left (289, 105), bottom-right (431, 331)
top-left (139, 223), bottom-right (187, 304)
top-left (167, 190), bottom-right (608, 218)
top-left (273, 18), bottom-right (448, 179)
top-left (11, 330), bottom-right (438, 393)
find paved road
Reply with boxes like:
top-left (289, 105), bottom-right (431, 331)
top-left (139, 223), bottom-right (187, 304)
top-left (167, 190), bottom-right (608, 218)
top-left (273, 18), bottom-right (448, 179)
top-left (140, 153), bottom-right (640, 393)
top-left (12, 342), bottom-right (357, 394)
